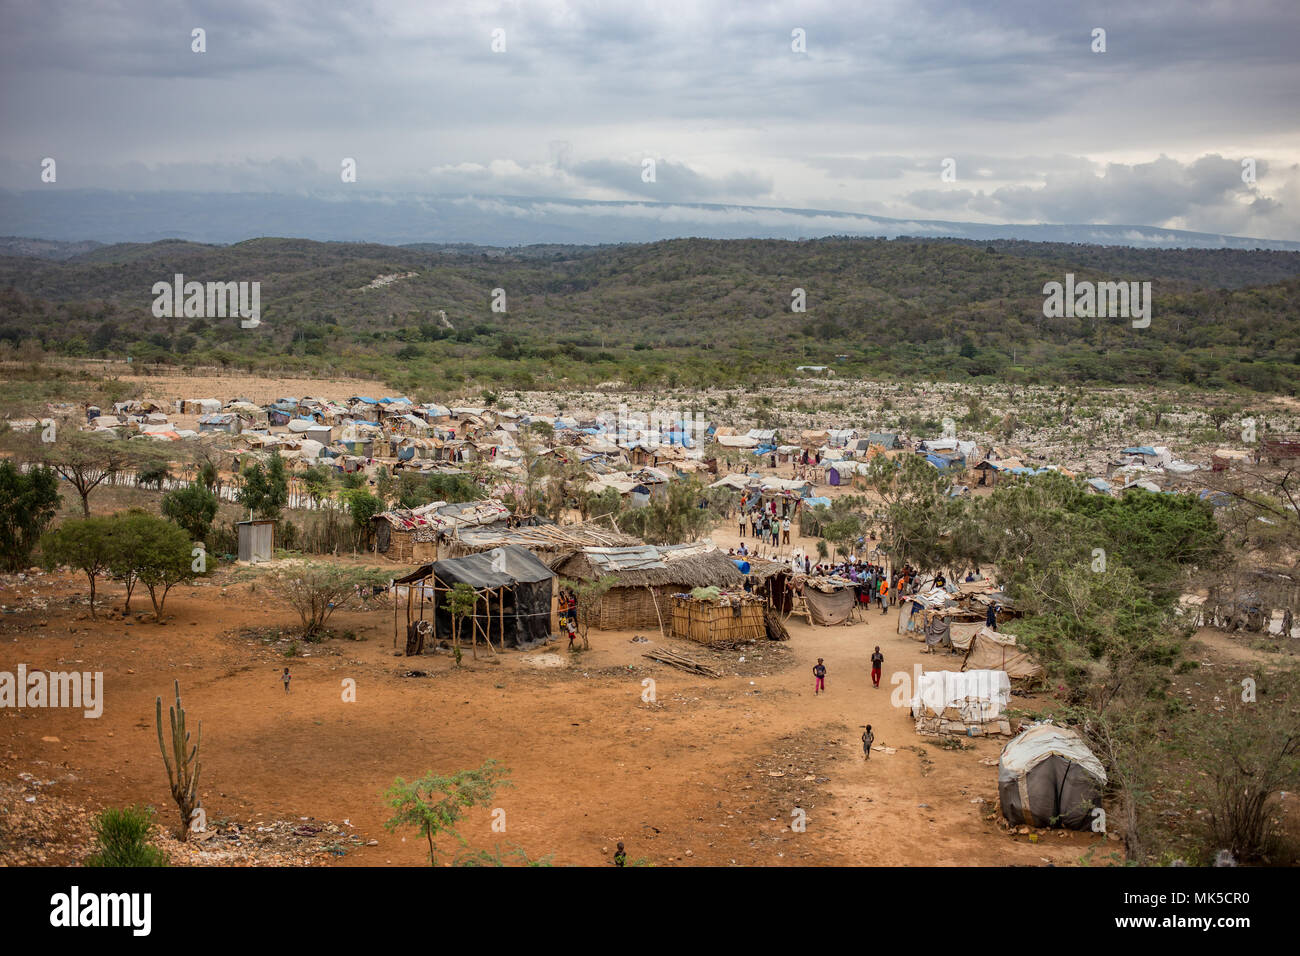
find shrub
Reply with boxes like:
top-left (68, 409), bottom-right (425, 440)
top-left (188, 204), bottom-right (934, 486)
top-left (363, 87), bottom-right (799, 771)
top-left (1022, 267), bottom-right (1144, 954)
top-left (84, 805), bottom-right (168, 867)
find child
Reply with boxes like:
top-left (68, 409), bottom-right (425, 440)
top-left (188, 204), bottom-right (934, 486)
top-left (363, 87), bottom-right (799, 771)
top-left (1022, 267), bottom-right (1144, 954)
top-left (862, 725), bottom-right (875, 759)
top-left (281, 667), bottom-right (291, 694)
top-left (566, 616), bottom-right (579, 650)
top-left (614, 841), bottom-right (627, 867)
top-left (813, 658), bottom-right (827, 694)
top-left (871, 646), bottom-right (883, 688)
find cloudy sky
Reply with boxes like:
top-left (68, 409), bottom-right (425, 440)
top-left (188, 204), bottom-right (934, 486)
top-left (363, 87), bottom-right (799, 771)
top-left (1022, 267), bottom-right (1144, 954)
top-left (2, 0), bottom-right (1299, 241)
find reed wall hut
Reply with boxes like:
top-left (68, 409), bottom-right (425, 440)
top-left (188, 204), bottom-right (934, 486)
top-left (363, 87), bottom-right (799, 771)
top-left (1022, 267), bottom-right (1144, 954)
top-left (550, 545), bottom-right (746, 630)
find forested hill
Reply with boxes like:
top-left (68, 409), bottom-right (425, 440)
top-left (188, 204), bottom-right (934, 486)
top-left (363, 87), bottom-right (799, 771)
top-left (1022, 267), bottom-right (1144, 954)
top-left (1, 236), bottom-right (1297, 395)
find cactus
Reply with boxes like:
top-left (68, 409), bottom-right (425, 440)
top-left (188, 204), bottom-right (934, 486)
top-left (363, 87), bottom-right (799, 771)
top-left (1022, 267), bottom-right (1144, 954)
top-left (155, 679), bottom-right (202, 841)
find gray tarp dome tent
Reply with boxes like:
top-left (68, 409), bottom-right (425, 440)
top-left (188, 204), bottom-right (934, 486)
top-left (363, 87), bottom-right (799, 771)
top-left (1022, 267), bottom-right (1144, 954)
top-left (998, 723), bottom-right (1107, 829)
top-left (396, 544), bottom-right (555, 652)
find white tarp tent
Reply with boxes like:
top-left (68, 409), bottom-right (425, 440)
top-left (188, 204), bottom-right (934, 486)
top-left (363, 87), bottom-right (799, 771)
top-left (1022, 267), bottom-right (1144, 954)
top-left (911, 669), bottom-right (1011, 722)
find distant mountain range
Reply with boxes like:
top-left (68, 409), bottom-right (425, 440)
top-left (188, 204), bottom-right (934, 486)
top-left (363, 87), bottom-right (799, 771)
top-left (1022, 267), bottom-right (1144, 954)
top-left (3, 189), bottom-right (1298, 251)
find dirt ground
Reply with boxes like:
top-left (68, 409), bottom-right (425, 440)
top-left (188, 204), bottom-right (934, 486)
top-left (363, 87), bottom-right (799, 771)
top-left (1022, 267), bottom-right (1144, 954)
top-left (2, 527), bottom-right (1109, 869)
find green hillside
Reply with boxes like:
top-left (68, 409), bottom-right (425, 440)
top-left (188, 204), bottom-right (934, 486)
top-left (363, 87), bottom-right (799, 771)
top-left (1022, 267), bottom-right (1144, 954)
top-left (1, 236), bottom-right (1297, 395)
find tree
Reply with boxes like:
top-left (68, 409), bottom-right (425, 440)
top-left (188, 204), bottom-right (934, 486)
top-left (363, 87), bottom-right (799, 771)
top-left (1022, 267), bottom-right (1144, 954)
top-left (341, 488), bottom-right (383, 552)
top-left (104, 511), bottom-right (196, 620)
top-left (443, 581), bottom-right (477, 664)
top-left (137, 459), bottom-right (172, 489)
top-left (8, 430), bottom-right (164, 517)
top-left (42, 516), bottom-right (114, 617)
top-left (161, 482), bottom-right (219, 541)
top-left (264, 561), bottom-right (388, 640)
top-left (382, 760), bottom-right (513, 865)
top-left (0, 461), bottom-right (61, 571)
top-left (238, 451), bottom-right (288, 519)
top-left (133, 516), bottom-right (198, 620)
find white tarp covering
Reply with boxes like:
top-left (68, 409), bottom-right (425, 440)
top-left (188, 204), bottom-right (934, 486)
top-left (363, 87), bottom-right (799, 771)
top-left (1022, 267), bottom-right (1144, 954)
top-left (911, 669), bottom-right (1010, 722)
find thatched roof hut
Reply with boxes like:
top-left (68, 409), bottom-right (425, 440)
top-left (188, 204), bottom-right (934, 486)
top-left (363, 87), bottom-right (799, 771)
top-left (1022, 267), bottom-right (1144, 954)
top-left (550, 544), bottom-right (746, 630)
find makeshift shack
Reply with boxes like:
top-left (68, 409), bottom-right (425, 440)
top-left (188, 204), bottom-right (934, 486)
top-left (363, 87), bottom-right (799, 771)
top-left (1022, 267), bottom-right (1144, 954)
top-left (550, 544), bottom-right (745, 630)
top-left (394, 545), bottom-right (555, 654)
top-left (998, 723), bottom-right (1106, 829)
top-left (910, 669), bottom-right (1013, 737)
top-left (801, 577), bottom-right (856, 626)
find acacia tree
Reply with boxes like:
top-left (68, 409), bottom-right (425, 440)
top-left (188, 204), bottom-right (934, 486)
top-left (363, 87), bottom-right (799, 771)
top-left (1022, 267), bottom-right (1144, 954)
top-left (42, 516), bottom-right (115, 617)
top-left (382, 760), bottom-right (513, 865)
top-left (11, 431), bottom-right (166, 517)
top-left (133, 517), bottom-right (199, 620)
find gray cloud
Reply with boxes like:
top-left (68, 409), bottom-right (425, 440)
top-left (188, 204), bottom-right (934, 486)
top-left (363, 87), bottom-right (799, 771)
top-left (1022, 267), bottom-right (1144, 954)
top-left (1, 0), bottom-right (1297, 240)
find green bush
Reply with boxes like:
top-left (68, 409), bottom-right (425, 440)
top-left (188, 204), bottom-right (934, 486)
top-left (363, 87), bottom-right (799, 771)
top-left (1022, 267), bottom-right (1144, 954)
top-left (84, 805), bottom-right (168, 867)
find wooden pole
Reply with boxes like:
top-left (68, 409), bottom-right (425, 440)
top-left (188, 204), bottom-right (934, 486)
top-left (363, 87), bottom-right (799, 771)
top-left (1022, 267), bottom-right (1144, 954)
top-left (498, 586), bottom-right (505, 652)
top-left (648, 586), bottom-right (668, 639)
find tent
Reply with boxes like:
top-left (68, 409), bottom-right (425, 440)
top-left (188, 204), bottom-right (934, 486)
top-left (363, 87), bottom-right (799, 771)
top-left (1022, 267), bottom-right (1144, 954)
top-left (998, 723), bottom-right (1106, 830)
top-left (911, 669), bottom-right (1014, 737)
top-left (395, 545), bottom-right (555, 652)
top-left (961, 627), bottom-right (1044, 680)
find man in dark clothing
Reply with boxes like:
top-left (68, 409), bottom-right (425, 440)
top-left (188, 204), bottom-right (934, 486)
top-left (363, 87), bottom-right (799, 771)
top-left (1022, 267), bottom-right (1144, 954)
top-left (870, 646), bottom-right (883, 688)
top-left (986, 602), bottom-right (998, 631)
top-left (813, 658), bottom-right (827, 694)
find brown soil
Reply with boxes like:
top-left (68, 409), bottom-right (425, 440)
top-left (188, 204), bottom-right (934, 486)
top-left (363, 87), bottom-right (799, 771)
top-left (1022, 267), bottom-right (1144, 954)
top-left (2, 552), bottom-right (1109, 867)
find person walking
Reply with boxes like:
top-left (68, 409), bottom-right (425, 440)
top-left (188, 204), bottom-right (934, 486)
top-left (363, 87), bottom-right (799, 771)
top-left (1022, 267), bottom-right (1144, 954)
top-left (861, 725), bottom-right (875, 760)
top-left (782, 516), bottom-right (791, 545)
top-left (813, 658), bottom-right (827, 695)
top-left (870, 646), bottom-right (883, 688)
top-left (281, 667), bottom-right (291, 694)
top-left (878, 577), bottom-right (888, 614)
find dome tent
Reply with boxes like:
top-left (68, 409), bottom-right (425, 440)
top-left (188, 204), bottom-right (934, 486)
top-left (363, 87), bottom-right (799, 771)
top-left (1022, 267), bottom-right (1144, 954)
top-left (998, 723), bottom-right (1106, 830)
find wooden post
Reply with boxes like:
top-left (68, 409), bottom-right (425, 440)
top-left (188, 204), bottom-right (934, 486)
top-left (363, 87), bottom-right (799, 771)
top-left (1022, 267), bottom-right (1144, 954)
top-left (648, 586), bottom-right (668, 640)
top-left (498, 586), bottom-right (505, 652)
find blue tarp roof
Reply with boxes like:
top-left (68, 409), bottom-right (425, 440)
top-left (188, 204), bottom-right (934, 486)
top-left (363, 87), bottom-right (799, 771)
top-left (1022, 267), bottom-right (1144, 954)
top-left (733, 559), bottom-right (751, 574)
top-left (805, 496), bottom-right (832, 508)
top-left (352, 396), bottom-right (379, 404)
top-left (1122, 446), bottom-right (1157, 455)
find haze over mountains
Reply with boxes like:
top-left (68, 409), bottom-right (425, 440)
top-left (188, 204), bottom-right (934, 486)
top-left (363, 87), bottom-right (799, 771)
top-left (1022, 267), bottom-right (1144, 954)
top-left (4, 190), bottom-right (1299, 252)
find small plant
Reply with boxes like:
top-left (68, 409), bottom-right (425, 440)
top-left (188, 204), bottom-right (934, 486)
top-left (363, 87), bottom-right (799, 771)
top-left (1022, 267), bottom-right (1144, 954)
top-left (383, 760), bottom-right (513, 866)
top-left (84, 805), bottom-right (168, 867)
top-left (285, 640), bottom-right (300, 658)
